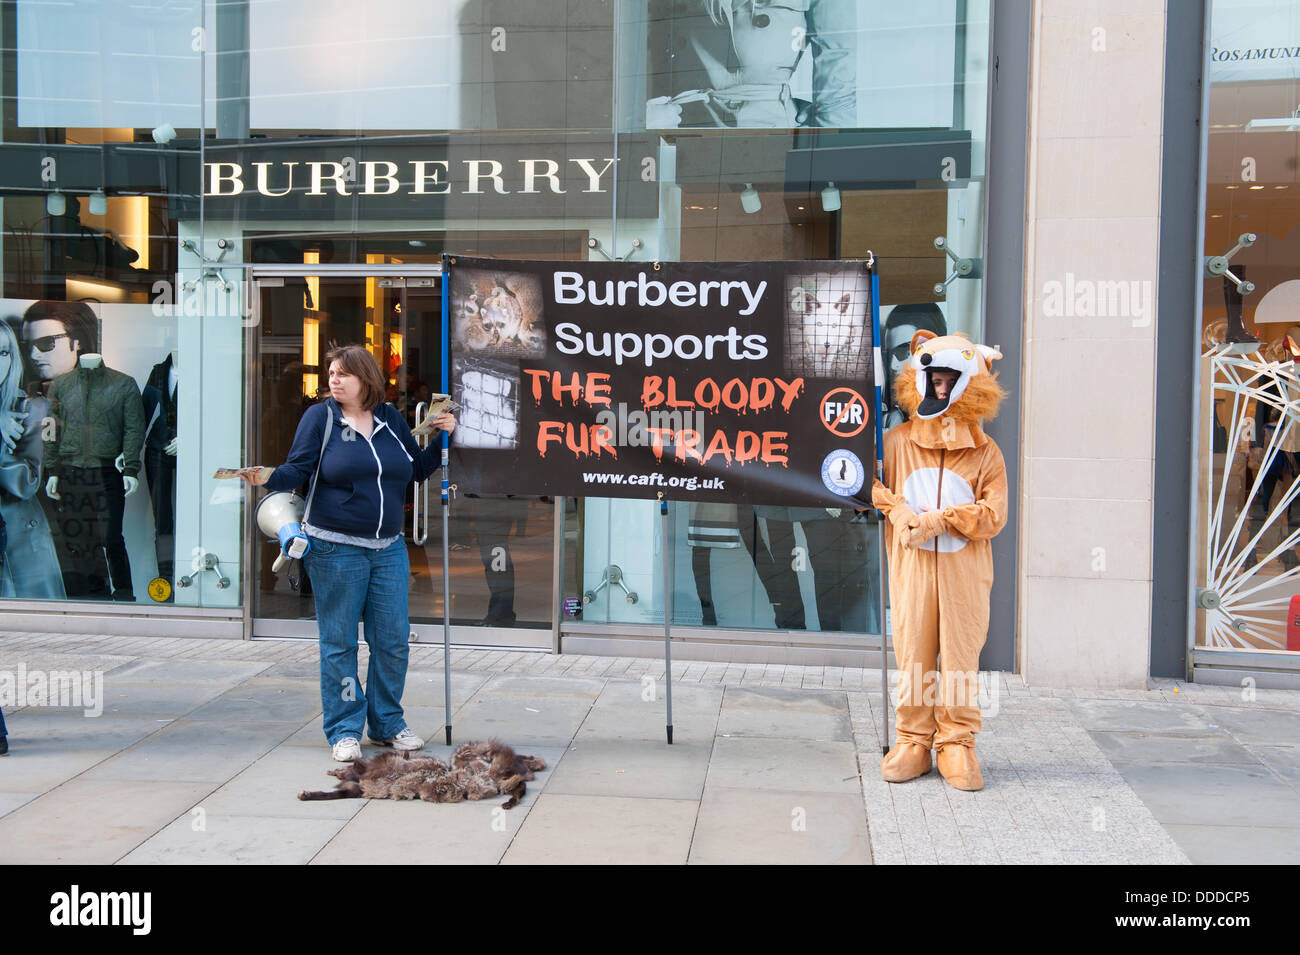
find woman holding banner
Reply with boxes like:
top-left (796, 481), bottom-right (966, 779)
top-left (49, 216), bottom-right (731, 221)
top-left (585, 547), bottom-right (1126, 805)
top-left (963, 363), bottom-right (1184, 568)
top-left (242, 345), bottom-right (455, 762)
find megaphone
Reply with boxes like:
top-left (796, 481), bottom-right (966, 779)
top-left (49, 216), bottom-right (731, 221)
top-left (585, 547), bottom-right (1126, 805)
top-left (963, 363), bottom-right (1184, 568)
top-left (255, 491), bottom-right (310, 573)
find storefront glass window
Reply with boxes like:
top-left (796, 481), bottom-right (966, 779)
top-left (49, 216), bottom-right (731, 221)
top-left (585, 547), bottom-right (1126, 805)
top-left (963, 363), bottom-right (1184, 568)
top-left (0, 0), bottom-right (992, 645)
top-left (1197, 0), bottom-right (1300, 653)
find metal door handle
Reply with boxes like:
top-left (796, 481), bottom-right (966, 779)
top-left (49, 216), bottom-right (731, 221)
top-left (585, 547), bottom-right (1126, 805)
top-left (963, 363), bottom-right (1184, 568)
top-left (411, 401), bottom-right (431, 545)
top-left (411, 401), bottom-right (427, 544)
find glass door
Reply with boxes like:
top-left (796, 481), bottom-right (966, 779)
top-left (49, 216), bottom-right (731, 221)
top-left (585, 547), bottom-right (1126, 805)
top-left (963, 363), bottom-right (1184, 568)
top-left (248, 270), bottom-right (554, 648)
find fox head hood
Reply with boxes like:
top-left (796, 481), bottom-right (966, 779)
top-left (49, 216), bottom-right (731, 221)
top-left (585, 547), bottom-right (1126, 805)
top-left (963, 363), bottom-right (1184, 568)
top-left (893, 331), bottom-right (1006, 449)
top-left (895, 331), bottom-right (1005, 422)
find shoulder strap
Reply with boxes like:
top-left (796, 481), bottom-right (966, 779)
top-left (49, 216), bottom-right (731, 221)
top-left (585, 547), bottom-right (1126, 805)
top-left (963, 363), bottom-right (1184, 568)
top-left (302, 403), bottom-right (333, 524)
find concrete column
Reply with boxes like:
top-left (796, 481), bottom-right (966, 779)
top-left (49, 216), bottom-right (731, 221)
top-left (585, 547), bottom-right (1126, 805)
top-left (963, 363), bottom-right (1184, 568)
top-left (1019, 0), bottom-right (1167, 688)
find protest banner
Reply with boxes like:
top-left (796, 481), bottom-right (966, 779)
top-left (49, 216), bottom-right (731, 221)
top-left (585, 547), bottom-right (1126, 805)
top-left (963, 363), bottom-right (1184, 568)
top-left (445, 256), bottom-right (875, 507)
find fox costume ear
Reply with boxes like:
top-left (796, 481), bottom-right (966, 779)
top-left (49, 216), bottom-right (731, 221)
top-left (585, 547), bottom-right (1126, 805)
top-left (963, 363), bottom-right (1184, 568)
top-left (908, 329), bottom-right (937, 356)
top-left (975, 344), bottom-right (1002, 366)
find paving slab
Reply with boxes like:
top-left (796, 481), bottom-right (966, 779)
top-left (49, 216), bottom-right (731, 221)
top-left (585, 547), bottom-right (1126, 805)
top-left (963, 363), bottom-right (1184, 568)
top-left (1063, 698), bottom-right (1217, 736)
top-left (1161, 824), bottom-right (1300, 865)
top-left (81, 719), bottom-right (303, 784)
top-left (103, 659), bottom-right (272, 684)
top-left (688, 787), bottom-right (871, 865)
top-left (184, 678), bottom-right (326, 724)
top-left (83, 681), bottom-right (236, 718)
top-left (0, 779), bottom-right (212, 864)
top-left (1090, 730), bottom-right (1259, 766)
top-left (0, 792), bottom-right (39, 820)
top-left (575, 682), bottom-right (723, 743)
top-left (545, 738), bottom-right (712, 800)
top-left (1117, 761), bottom-right (1300, 828)
top-left (1250, 744), bottom-right (1300, 786)
top-left (1192, 705), bottom-right (1300, 746)
top-left (477, 674), bottom-right (607, 698)
top-left (501, 793), bottom-right (697, 865)
top-left (716, 702), bottom-right (852, 741)
top-left (312, 797), bottom-right (526, 864)
top-left (119, 813), bottom-right (346, 865)
top-left (193, 745), bottom-right (372, 822)
top-left (705, 737), bottom-right (862, 794)
top-left (451, 692), bottom-right (595, 746)
top-left (722, 685), bottom-right (849, 713)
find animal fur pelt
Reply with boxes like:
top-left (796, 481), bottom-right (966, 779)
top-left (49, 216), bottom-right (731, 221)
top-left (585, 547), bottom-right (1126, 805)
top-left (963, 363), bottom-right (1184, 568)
top-left (297, 740), bottom-right (547, 810)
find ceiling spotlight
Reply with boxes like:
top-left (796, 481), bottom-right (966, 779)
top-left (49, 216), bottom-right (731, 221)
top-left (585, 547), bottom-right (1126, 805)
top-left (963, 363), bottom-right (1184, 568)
top-left (88, 190), bottom-right (107, 216)
top-left (151, 123), bottom-right (177, 144)
top-left (740, 183), bottom-right (761, 214)
top-left (46, 191), bottom-right (65, 217)
top-left (821, 181), bottom-right (841, 213)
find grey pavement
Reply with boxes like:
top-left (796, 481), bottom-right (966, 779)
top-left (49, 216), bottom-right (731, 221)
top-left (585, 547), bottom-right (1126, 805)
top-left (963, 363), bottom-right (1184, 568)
top-left (1, 632), bottom-right (1298, 864)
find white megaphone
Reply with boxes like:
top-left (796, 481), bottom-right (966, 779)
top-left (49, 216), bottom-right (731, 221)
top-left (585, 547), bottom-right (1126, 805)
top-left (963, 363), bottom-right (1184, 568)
top-left (255, 491), bottom-right (310, 573)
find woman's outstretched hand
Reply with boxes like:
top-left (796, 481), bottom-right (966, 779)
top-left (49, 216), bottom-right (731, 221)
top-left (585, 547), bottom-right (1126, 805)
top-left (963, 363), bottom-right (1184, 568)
top-left (237, 466), bottom-right (273, 486)
top-left (433, 412), bottom-right (456, 436)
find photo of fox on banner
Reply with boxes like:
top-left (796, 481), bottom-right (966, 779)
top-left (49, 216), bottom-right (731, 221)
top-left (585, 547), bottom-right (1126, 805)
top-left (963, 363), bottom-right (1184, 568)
top-left (446, 257), bottom-right (876, 508)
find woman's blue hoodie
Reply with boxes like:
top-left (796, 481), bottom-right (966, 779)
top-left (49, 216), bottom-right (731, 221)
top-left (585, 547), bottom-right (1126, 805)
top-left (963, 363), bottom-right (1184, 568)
top-left (265, 398), bottom-right (440, 540)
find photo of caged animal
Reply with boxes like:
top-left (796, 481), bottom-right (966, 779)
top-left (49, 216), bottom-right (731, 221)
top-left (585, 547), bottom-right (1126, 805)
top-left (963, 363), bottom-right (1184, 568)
top-left (452, 268), bottom-right (547, 357)
top-left (784, 270), bottom-right (871, 379)
top-left (297, 740), bottom-right (547, 809)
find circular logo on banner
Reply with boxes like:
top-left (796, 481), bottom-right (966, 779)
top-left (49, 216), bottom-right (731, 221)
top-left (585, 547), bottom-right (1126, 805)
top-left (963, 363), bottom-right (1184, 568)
top-left (148, 577), bottom-right (173, 602)
top-left (822, 449), bottom-right (865, 497)
top-left (819, 387), bottom-right (869, 438)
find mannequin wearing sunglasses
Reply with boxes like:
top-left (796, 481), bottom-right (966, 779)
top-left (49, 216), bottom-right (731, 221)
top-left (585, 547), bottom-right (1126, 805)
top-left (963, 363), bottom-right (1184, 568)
top-left (881, 304), bottom-right (947, 432)
top-left (21, 300), bottom-right (99, 391)
top-left (43, 351), bottom-right (144, 600)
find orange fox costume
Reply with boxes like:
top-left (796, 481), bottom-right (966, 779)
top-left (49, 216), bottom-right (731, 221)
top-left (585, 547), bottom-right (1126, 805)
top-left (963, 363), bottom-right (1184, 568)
top-left (871, 331), bottom-right (1008, 791)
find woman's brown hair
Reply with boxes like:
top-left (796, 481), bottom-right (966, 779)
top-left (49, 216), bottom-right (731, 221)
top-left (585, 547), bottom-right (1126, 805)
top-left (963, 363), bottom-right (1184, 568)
top-left (324, 343), bottom-right (386, 411)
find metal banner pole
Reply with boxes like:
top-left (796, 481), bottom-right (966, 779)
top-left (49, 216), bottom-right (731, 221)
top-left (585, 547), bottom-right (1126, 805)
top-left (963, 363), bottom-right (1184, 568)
top-left (659, 492), bottom-right (674, 744)
top-left (441, 256), bottom-right (453, 745)
top-left (870, 258), bottom-right (890, 756)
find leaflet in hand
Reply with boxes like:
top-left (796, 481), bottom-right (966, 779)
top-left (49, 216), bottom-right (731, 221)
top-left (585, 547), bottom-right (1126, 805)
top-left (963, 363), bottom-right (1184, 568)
top-left (213, 466), bottom-right (276, 482)
top-left (411, 395), bottom-right (456, 439)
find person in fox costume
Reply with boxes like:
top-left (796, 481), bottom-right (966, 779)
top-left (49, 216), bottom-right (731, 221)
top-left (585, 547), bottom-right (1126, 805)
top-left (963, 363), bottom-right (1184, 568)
top-left (871, 330), bottom-right (1008, 791)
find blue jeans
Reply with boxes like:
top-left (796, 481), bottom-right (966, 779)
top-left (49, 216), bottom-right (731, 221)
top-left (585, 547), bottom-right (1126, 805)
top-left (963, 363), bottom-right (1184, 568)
top-left (303, 535), bottom-right (411, 745)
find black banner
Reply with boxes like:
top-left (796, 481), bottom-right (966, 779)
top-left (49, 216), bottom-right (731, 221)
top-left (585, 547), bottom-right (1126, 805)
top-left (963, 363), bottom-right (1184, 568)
top-left (447, 256), bottom-right (875, 507)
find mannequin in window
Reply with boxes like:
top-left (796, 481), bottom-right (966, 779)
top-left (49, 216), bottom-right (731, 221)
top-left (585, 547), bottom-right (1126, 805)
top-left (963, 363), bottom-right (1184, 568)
top-left (645, 0), bottom-right (856, 129)
top-left (0, 318), bottom-right (64, 599)
top-left (44, 351), bottom-right (145, 601)
top-left (882, 304), bottom-right (947, 432)
top-left (142, 350), bottom-right (179, 593)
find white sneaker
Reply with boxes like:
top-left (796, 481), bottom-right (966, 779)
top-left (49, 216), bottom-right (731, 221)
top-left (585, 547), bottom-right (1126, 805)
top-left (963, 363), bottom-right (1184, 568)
top-left (370, 727), bottom-right (423, 751)
top-left (332, 737), bottom-right (362, 762)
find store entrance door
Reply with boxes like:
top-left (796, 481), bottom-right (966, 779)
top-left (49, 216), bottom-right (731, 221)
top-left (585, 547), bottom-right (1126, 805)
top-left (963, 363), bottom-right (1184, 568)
top-left (248, 268), bottom-right (555, 648)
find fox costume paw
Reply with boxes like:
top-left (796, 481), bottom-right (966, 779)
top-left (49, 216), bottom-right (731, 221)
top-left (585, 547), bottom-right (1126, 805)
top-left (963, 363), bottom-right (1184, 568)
top-left (901, 510), bottom-right (948, 549)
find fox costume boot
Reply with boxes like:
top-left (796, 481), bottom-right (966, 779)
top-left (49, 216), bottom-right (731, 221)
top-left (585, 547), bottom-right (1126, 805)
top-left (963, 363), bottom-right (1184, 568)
top-left (872, 331), bottom-right (1009, 791)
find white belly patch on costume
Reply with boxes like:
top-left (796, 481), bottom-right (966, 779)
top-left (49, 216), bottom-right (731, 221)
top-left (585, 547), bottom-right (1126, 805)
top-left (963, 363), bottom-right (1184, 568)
top-left (901, 467), bottom-right (975, 553)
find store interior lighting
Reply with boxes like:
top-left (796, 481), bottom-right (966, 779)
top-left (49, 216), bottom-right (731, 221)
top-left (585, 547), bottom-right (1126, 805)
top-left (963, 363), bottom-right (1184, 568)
top-left (46, 191), bottom-right (65, 216)
top-left (151, 123), bottom-right (177, 144)
top-left (821, 181), bottom-right (841, 213)
top-left (88, 190), bottom-right (107, 216)
top-left (740, 183), bottom-right (761, 214)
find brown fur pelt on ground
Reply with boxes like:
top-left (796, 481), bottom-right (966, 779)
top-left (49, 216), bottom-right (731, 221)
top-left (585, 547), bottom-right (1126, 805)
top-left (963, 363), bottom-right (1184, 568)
top-left (297, 740), bottom-right (547, 809)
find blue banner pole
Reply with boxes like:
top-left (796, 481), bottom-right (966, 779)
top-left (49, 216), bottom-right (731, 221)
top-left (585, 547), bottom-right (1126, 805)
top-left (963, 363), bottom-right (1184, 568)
top-left (441, 254), bottom-right (453, 746)
top-left (659, 491), bottom-right (674, 745)
top-left (870, 257), bottom-right (890, 756)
